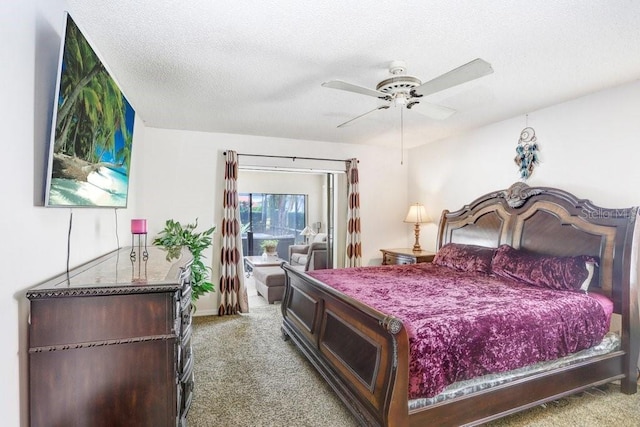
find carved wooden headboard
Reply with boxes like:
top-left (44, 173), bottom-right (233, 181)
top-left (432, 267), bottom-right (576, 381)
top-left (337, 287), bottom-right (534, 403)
top-left (436, 182), bottom-right (639, 314)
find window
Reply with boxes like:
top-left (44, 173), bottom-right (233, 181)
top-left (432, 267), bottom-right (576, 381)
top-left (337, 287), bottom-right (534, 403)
top-left (239, 193), bottom-right (307, 258)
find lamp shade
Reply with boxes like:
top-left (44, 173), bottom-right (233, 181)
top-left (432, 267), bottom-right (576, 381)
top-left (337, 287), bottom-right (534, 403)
top-left (300, 225), bottom-right (316, 236)
top-left (404, 203), bottom-right (429, 224)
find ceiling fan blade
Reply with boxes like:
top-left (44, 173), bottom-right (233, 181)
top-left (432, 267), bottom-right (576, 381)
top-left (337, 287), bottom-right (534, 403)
top-left (407, 101), bottom-right (456, 120)
top-left (322, 80), bottom-right (389, 99)
top-left (412, 58), bottom-right (494, 97)
top-left (337, 105), bottom-right (390, 128)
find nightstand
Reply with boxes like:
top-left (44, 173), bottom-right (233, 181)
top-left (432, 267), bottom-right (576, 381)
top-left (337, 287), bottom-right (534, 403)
top-left (380, 248), bottom-right (435, 265)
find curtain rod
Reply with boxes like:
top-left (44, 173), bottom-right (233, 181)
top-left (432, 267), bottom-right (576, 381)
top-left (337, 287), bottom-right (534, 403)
top-left (222, 152), bottom-right (357, 163)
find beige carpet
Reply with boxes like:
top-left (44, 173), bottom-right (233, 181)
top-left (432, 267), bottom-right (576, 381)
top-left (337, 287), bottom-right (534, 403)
top-left (188, 303), bottom-right (640, 427)
top-left (188, 304), bottom-right (358, 426)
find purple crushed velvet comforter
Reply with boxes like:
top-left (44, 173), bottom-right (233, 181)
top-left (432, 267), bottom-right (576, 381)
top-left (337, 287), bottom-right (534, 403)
top-left (307, 263), bottom-right (609, 399)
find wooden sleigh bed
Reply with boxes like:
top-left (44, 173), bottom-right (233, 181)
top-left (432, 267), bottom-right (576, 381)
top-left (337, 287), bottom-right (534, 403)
top-left (280, 183), bottom-right (639, 427)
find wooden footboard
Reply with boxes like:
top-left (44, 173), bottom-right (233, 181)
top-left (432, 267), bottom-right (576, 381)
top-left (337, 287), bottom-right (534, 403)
top-left (280, 263), bottom-right (410, 426)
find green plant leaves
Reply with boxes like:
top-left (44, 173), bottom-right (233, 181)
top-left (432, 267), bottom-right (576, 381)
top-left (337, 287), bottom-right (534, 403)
top-left (153, 218), bottom-right (216, 302)
top-left (260, 239), bottom-right (278, 249)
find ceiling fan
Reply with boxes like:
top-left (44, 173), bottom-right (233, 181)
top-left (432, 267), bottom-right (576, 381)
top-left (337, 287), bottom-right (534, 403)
top-left (322, 58), bottom-right (494, 128)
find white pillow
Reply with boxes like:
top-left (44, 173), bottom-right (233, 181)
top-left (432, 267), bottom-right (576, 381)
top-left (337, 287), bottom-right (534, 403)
top-left (580, 261), bottom-right (596, 292)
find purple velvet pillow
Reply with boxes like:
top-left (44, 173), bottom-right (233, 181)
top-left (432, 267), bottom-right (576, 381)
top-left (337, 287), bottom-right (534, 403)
top-left (433, 243), bottom-right (495, 273)
top-left (491, 244), bottom-right (598, 291)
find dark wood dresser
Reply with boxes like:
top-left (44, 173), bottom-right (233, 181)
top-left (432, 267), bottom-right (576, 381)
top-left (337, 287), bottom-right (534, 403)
top-left (27, 246), bottom-right (194, 427)
top-left (380, 248), bottom-right (435, 265)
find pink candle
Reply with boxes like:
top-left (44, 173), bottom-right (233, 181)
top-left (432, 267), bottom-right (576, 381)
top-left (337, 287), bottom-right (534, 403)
top-left (131, 219), bottom-right (147, 234)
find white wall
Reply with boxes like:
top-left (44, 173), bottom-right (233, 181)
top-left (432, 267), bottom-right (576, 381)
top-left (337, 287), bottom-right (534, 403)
top-left (136, 128), bottom-right (409, 314)
top-left (3, 1), bottom-right (143, 425)
top-left (408, 80), bottom-right (640, 251)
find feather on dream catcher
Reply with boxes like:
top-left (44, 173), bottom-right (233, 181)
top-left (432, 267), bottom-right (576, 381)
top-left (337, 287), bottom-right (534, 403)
top-left (514, 126), bottom-right (540, 180)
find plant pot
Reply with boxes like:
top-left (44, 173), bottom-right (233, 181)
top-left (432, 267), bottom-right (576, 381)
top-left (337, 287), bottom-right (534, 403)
top-left (262, 248), bottom-right (277, 259)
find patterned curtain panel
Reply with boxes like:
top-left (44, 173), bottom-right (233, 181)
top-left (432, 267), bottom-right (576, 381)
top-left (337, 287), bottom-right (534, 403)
top-left (345, 158), bottom-right (362, 267)
top-left (218, 150), bottom-right (249, 315)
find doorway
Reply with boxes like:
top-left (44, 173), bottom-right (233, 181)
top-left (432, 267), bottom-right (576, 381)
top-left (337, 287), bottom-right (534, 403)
top-left (237, 168), bottom-right (344, 269)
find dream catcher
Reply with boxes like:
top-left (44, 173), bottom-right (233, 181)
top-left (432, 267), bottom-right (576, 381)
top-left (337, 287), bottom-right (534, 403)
top-left (514, 126), bottom-right (540, 180)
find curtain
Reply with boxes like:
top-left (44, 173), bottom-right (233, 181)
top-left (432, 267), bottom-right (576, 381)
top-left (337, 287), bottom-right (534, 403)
top-left (218, 150), bottom-right (249, 315)
top-left (345, 158), bottom-right (361, 267)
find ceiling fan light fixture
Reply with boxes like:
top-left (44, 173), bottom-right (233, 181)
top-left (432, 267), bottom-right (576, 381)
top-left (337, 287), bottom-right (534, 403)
top-left (394, 92), bottom-right (408, 107)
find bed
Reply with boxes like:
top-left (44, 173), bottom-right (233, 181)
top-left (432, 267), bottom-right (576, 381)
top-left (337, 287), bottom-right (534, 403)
top-left (280, 182), bottom-right (639, 427)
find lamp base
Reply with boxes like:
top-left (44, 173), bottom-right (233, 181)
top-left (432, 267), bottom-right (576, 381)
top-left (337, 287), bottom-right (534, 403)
top-left (412, 223), bottom-right (422, 252)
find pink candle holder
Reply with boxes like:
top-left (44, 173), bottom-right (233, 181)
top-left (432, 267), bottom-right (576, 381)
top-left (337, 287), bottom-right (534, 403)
top-left (130, 219), bottom-right (148, 262)
top-left (131, 219), bottom-right (147, 234)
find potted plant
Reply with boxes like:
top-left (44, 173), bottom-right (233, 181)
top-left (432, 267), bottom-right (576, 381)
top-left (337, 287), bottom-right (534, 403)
top-left (260, 239), bottom-right (279, 257)
top-left (153, 218), bottom-right (215, 301)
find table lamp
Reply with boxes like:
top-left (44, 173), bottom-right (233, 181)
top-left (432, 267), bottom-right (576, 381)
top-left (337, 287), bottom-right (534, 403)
top-left (404, 203), bottom-right (429, 252)
top-left (300, 225), bottom-right (316, 244)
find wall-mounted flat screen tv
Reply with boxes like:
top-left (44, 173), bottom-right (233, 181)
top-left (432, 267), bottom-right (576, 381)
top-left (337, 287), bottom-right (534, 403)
top-left (44, 12), bottom-right (135, 208)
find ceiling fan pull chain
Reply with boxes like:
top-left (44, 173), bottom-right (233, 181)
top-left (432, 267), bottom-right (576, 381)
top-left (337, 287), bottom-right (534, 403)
top-left (400, 107), bottom-right (404, 165)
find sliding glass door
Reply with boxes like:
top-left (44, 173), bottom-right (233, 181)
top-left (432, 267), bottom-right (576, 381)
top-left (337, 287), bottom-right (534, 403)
top-left (239, 193), bottom-right (307, 259)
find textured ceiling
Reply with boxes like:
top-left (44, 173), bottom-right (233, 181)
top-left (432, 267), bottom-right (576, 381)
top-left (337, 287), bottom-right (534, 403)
top-left (65, 0), bottom-right (640, 149)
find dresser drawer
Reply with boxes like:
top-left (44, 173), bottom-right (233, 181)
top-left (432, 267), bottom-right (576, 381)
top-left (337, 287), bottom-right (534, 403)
top-left (30, 293), bottom-right (175, 348)
top-left (381, 249), bottom-right (435, 265)
top-left (30, 338), bottom-right (176, 427)
top-left (383, 253), bottom-right (415, 265)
